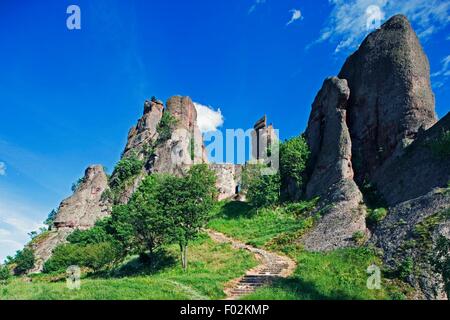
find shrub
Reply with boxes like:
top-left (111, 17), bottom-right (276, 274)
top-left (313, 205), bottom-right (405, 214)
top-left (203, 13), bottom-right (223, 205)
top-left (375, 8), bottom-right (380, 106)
top-left (242, 164), bottom-right (280, 209)
top-left (13, 248), bottom-right (35, 275)
top-left (67, 219), bottom-right (115, 245)
top-left (430, 130), bottom-right (450, 158)
top-left (366, 208), bottom-right (388, 226)
top-left (109, 154), bottom-right (144, 189)
top-left (43, 242), bottom-right (120, 273)
top-left (352, 231), bottom-right (365, 245)
top-left (430, 236), bottom-right (450, 296)
top-left (157, 112), bottom-right (177, 143)
top-left (71, 177), bottom-right (86, 192)
top-left (279, 136), bottom-right (310, 201)
top-left (397, 257), bottom-right (414, 281)
top-left (0, 265), bottom-right (11, 284)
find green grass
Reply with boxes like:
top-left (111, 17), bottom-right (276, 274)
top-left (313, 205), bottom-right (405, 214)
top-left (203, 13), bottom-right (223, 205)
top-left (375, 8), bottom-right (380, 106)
top-left (242, 248), bottom-right (405, 300)
top-left (0, 235), bottom-right (257, 300)
top-left (208, 201), bottom-right (411, 300)
top-left (207, 201), bottom-right (310, 247)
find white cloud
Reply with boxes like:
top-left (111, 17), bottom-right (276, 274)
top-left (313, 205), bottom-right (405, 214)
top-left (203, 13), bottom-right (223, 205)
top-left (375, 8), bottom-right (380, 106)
top-left (248, 0), bottom-right (266, 14)
top-left (194, 102), bottom-right (224, 133)
top-left (432, 55), bottom-right (450, 77)
top-left (313, 0), bottom-right (450, 53)
top-left (0, 195), bottom-right (46, 263)
top-left (286, 9), bottom-right (303, 26)
top-left (0, 162), bottom-right (5, 176)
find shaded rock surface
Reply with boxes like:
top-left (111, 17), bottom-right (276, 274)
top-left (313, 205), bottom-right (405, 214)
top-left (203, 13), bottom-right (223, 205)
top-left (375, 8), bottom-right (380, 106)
top-left (373, 113), bottom-right (450, 205)
top-left (338, 14), bottom-right (437, 184)
top-left (303, 77), bottom-right (367, 251)
top-left (371, 190), bottom-right (450, 300)
top-left (31, 165), bottom-right (110, 272)
top-left (301, 14), bottom-right (449, 299)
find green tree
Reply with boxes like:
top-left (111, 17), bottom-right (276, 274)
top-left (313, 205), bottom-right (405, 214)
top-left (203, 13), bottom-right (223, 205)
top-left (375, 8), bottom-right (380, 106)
top-left (159, 164), bottom-right (217, 271)
top-left (279, 136), bottom-right (310, 201)
top-left (44, 209), bottom-right (58, 228)
top-left (67, 218), bottom-right (115, 245)
top-left (109, 175), bottom-right (173, 263)
top-left (0, 265), bottom-right (11, 284)
top-left (13, 248), bottom-right (35, 275)
top-left (242, 163), bottom-right (281, 209)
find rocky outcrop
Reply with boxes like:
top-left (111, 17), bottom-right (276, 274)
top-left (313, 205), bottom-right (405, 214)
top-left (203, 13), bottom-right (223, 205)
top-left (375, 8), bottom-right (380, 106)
top-left (210, 164), bottom-right (243, 201)
top-left (152, 96), bottom-right (208, 176)
top-left (302, 77), bottom-right (367, 251)
top-left (300, 14), bottom-right (449, 299)
top-left (31, 165), bottom-right (110, 272)
top-left (338, 14), bottom-right (437, 184)
top-left (123, 99), bottom-right (164, 159)
top-left (371, 189), bottom-right (450, 300)
top-left (373, 113), bottom-right (450, 205)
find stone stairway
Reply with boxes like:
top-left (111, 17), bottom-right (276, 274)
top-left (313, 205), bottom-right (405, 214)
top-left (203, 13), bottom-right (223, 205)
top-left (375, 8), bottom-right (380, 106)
top-left (206, 230), bottom-right (296, 300)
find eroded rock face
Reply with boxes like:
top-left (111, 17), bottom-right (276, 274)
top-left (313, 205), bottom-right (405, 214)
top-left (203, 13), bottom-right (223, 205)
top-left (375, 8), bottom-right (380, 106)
top-left (210, 164), bottom-right (242, 201)
top-left (123, 99), bottom-right (164, 159)
top-left (152, 96), bottom-right (208, 175)
top-left (305, 77), bottom-right (353, 198)
top-left (373, 113), bottom-right (450, 205)
top-left (371, 190), bottom-right (450, 300)
top-left (31, 165), bottom-right (110, 272)
top-left (338, 14), bottom-right (437, 184)
top-left (302, 77), bottom-right (368, 251)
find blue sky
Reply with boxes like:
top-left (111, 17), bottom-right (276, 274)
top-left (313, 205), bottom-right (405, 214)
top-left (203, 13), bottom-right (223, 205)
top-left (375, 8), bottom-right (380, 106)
top-left (0, 0), bottom-right (449, 262)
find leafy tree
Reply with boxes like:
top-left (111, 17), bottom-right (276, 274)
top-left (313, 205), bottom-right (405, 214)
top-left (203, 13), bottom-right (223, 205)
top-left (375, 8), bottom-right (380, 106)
top-left (44, 209), bottom-right (58, 228)
top-left (71, 177), bottom-right (86, 192)
top-left (158, 164), bottom-right (217, 270)
top-left (109, 175), bottom-right (172, 262)
top-left (242, 163), bottom-right (280, 209)
top-left (13, 248), bottom-right (35, 275)
top-left (279, 136), bottom-right (310, 201)
top-left (0, 265), bottom-right (11, 284)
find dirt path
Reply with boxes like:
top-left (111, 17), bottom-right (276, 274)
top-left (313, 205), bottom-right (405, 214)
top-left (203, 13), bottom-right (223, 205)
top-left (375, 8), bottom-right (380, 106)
top-left (206, 229), bottom-right (296, 300)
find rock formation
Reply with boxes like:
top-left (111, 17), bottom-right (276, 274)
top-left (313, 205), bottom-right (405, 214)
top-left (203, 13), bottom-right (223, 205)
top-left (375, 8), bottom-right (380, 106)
top-left (338, 14), bottom-right (437, 184)
top-left (31, 165), bottom-right (109, 272)
top-left (301, 14), bottom-right (449, 299)
top-left (302, 77), bottom-right (367, 251)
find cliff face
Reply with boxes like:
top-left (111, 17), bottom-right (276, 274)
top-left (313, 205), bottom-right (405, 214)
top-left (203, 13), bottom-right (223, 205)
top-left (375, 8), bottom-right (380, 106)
top-left (302, 14), bottom-right (449, 299)
top-left (338, 14), bottom-right (437, 185)
top-left (31, 165), bottom-right (110, 272)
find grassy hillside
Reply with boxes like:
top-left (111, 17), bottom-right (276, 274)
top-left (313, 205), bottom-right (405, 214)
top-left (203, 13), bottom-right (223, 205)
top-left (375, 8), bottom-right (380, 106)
top-left (208, 201), bottom-right (412, 300)
top-left (0, 235), bottom-right (256, 300)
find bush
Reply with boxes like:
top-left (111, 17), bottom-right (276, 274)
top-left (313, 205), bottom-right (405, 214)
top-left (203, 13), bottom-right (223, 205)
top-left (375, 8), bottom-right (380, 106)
top-left (109, 154), bottom-right (144, 189)
top-left (13, 248), bottom-right (35, 275)
top-left (71, 177), bottom-right (86, 192)
top-left (352, 231), bottom-right (365, 245)
top-left (242, 164), bottom-right (280, 209)
top-left (366, 208), bottom-right (388, 226)
top-left (43, 242), bottom-right (120, 273)
top-left (157, 112), bottom-right (177, 143)
top-left (430, 236), bottom-right (450, 296)
top-left (67, 219), bottom-right (115, 245)
top-left (430, 130), bottom-right (450, 158)
top-left (282, 197), bottom-right (319, 218)
top-left (0, 265), bottom-right (11, 283)
top-left (279, 136), bottom-right (310, 201)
